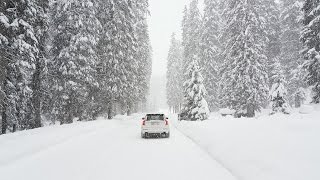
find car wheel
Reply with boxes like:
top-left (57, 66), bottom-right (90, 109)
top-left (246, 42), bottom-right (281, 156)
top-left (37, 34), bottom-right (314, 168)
top-left (166, 133), bottom-right (170, 138)
top-left (160, 133), bottom-right (167, 138)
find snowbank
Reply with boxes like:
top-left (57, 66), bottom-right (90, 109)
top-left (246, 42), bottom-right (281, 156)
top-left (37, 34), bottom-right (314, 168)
top-left (299, 104), bottom-right (314, 114)
top-left (219, 108), bottom-right (236, 115)
top-left (174, 106), bottom-right (320, 180)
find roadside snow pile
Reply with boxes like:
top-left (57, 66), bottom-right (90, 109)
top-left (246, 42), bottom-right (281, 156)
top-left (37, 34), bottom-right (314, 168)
top-left (219, 108), bottom-right (236, 115)
top-left (0, 119), bottom-right (108, 167)
top-left (174, 106), bottom-right (320, 180)
top-left (299, 104), bottom-right (314, 114)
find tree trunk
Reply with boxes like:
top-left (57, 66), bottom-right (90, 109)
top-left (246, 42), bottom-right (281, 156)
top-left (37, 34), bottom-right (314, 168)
top-left (295, 95), bottom-right (301, 108)
top-left (67, 99), bottom-right (74, 124)
top-left (62, 99), bottom-right (73, 124)
top-left (127, 102), bottom-right (132, 116)
top-left (1, 107), bottom-right (7, 134)
top-left (12, 124), bottom-right (16, 132)
top-left (247, 104), bottom-right (255, 118)
top-left (32, 59), bottom-right (42, 128)
top-left (107, 103), bottom-right (113, 119)
top-left (0, 52), bottom-right (8, 134)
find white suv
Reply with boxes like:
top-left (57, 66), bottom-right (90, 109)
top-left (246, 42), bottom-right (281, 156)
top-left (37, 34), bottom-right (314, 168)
top-left (141, 114), bottom-right (170, 138)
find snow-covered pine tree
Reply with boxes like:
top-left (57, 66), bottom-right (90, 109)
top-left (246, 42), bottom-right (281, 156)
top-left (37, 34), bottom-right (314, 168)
top-left (95, 0), bottom-right (112, 118)
top-left (182, 5), bottom-right (188, 50)
top-left (96, 0), bottom-right (137, 117)
top-left (30, 0), bottom-right (50, 128)
top-left (182, 0), bottom-right (201, 81)
top-left (166, 33), bottom-right (183, 113)
top-left (199, 0), bottom-right (222, 111)
top-left (260, 0), bottom-right (282, 88)
top-left (182, 57), bottom-right (209, 121)
top-left (50, 0), bottom-right (102, 124)
top-left (0, 0), bottom-right (10, 133)
top-left (280, 0), bottom-right (305, 105)
top-left (290, 65), bottom-right (308, 107)
top-left (131, 0), bottom-right (152, 113)
top-left (262, 0), bottom-right (282, 62)
top-left (269, 58), bottom-right (289, 114)
top-left (220, 0), bottom-right (269, 117)
top-left (0, 0), bottom-right (39, 132)
top-left (301, 0), bottom-right (320, 103)
top-left (0, 71), bottom-right (4, 131)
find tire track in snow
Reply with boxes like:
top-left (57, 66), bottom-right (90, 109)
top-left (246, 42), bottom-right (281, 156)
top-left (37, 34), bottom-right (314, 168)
top-left (173, 122), bottom-right (244, 180)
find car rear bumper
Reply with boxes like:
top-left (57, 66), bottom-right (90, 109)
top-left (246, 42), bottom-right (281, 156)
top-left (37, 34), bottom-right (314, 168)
top-left (141, 128), bottom-right (169, 134)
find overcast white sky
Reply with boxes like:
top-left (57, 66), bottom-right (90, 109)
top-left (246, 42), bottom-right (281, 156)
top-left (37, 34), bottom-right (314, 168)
top-left (147, 0), bottom-right (204, 110)
top-left (148, 0), bottom-right (190, 77)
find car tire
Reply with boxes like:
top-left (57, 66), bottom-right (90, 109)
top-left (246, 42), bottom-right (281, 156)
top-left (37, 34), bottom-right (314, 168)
top-left (166, 133), bottom-right (170, 138)
top-left (160, 132), bottom-right (165, 138)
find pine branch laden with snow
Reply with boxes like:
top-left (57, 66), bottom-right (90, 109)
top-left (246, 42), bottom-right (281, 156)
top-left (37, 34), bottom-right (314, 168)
top-left (269, 59), bottom-right (290, 114)
top-left (301, 0), bottom-right (320, 104)
top-left (182, 58), bottom-right (210, 121)
top-left (219, 0), bottom-right (269, 118)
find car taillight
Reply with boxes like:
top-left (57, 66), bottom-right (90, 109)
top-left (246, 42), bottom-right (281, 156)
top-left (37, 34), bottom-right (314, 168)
top-left (142, 120), bottom-right (146, 126)
top-left (165, 120), bottom-right (168, 125)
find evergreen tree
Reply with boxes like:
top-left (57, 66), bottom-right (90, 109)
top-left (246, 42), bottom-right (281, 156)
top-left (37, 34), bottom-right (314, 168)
top-left (0, 0), bottom-right (10, 133)
top-left (301, 0), bottom-right (320, 103)
top-left (220, 0), bottom-right (269, 117)
top-left (199, 0), bottom-right (222, 111)
top-left (30, 0), bottom-right (50, 128)
top-left (280, 0), bottom-right (305, 105)
top-left (290, 64), bottom-right (308, 107)
top-left (182, 57), bottom-right (209, 121)
top-left (263, 0), bottom-right (282, 61)
top-left (96, 0), bottom-right (137, 117)
top-left (50, 0), bottom-right (102, 124)
top-left (131, 0), bottom-right (152, 113)
top-left (166, 33), bottom-right (183, 113)
top-left (260, 0), bottom-right (282, 87)
top-left (269, 59), bottom-right (289, 114)
top-left (1, 0), bottom-right (153, 133)
top-left (182, 0), bottom-right (201, 80)
top-left (0, 0), bottom-right (39, 132)
top-left (182, 6), bottom-right (188, 52)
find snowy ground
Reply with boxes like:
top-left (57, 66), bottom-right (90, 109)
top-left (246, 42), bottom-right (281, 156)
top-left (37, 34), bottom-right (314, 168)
top-left (174, 105), bottom-right (320, 180)
top-left (1, 107), bottom-right (319, 180)
top-left (0, 114), bottom-right (235, 180)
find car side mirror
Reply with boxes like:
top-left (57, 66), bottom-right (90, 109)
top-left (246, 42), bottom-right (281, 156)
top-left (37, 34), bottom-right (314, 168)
top-left (142, 117), bottom-right (145, 120)
top-left (166, 117), bottom-right (168, 120)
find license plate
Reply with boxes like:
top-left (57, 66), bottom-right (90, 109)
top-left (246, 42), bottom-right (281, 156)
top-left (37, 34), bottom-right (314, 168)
top-left (151, 122), bottom-right (159, 125)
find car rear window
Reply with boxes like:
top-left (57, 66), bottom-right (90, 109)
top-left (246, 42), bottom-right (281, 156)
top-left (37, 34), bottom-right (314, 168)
top-left (146, 114), bottom-right (164, 120)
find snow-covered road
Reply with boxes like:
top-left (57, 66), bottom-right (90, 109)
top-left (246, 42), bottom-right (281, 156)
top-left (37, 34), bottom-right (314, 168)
top-left (0, 114), bottom-right (236, 180)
